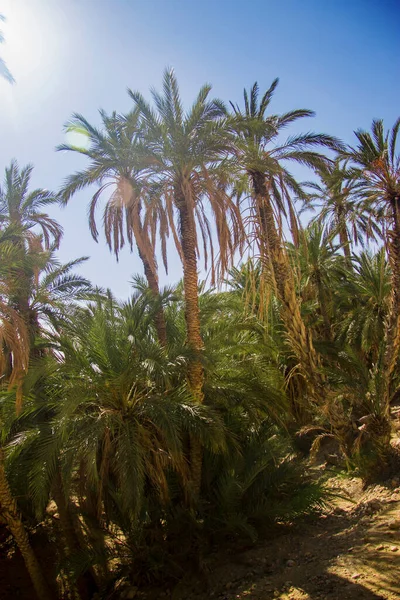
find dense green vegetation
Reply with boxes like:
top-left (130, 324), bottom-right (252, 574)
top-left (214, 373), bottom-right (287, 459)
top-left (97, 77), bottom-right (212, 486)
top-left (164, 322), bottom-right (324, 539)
top-left (0, 69), bottom-right (399, 599)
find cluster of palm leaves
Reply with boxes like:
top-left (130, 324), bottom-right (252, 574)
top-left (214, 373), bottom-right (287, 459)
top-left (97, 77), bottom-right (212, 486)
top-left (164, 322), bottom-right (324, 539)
top-left (1, 69), bottom-right (399, 599)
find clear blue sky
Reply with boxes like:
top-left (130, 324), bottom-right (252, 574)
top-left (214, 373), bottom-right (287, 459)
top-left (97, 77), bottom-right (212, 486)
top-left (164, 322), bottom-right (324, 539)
top-left (1, 0), bottom-right (399, 298)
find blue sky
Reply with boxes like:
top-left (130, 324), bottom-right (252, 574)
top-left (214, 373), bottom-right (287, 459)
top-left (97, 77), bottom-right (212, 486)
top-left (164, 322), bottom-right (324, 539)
top-left (0, 0), bottom-right (399, 298)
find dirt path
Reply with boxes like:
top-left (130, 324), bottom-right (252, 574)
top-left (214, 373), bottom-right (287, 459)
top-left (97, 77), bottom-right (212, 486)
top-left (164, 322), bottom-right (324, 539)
top-left (167, 475), bottom-right (400, 600)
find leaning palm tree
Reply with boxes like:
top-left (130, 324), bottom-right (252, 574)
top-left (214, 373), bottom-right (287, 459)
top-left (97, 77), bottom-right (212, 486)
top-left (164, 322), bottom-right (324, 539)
top-left (342, 118), bottom-right (400, 426)
top-left (230, 79), bottom-right (343, 406)
top-left (58, 109), bottom-right (169, 346)
top-left (129, 69), bottom-right (244, 401)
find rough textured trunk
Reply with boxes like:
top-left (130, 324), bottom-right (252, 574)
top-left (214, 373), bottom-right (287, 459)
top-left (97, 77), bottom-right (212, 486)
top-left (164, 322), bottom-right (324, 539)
top-left (383, 196), bottom-right (400, 413)
top-left (339, 226), bottom-right (352, 262)
top-left (0, 451), bottom-right (53, 600)
top-left (175, 188), bottom-right (204, 495)
top-left (53, 470), bottom-right (98, 600)
top-left (252, 172), bottom-right (325, 406)
top-left (138, 248), bottom-right (168, 347)
top-left (337, 205), bottom-right (352, 265)
top-left (316, 274), bottom-right (332, 341)
top-left (176, 197), bottom-right (204, 401)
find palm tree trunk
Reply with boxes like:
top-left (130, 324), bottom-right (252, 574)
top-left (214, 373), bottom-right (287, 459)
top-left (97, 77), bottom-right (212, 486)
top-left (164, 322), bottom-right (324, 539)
top-left (338, 219), bottom-right (353, 268)
top-left (176, 197), bottom-right (204, 401)
top-left (176, 190), bottom-right (204, 495)
top-left (316, 275), bottom-right (332, 341)
top-left (53, 469), bottom-right (98, 600)
top-left (252, 172), bottom-right (325, 405)
top-left (0, 450), bottom-right (53, 600)
top-left (138, 248), bottom-right (168, 347)
top-left (383, 198), bottom-right (400, 412)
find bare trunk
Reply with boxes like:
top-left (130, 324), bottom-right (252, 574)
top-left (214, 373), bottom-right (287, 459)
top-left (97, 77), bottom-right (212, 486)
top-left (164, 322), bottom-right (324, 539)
top-left (316, 274), bottom-right (332, 341)
top-left (176, 197), bottom-right (204, 401)
top-left (337, 208), bottom-right (352, 265)
top-left (383, 197), bottom-right (400, 413)
top-left (252, 172), bottom-right (325, 405)
top-left (0, 450), bottom-right (53, 600)
top-left (138, 248), bottom-right (168, 347)
top-left (175, 188), bottom-right (204, 495)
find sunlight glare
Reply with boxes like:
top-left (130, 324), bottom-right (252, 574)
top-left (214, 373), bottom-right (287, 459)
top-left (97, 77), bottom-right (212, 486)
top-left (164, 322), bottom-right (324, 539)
top-left (0, 1), bottom-right (63, 87)
top-left (65, 129), bottom-right (90, 151)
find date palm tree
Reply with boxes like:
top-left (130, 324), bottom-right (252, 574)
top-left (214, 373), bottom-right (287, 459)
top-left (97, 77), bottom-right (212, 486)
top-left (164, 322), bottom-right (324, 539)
top-left (58, 109), bottom-right (168, 346)
top-left (128, 69), bottom-right (244, 401)
top-left (230, 79), bottom-right (343, 406)
top-left (287, 221), bottom-right (342, 341)
top-left (0, 233), bottom-right (52, 600)
top-left (0, 160), bottom-right (61, 249)
top-left (342, 118), bottom-right (400, 426)
top-left (305, 159), bottom-right (381, 262)
top-left (336, 249), bottom-right (390, 363)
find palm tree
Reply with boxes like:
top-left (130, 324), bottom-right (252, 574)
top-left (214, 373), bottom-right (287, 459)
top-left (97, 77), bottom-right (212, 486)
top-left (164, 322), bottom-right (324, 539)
top-left (335, 249), bottom-right (390, 363)
top-left (58, 109), bottom-right (169, 346)
top-left (305, 159), bottom-right (381, 262)
top-left (0, 160), bottom-right (62, 327)
top-left (230, 79), bottom-right (343, 405)
top-left (0, 238), bottom-right (52, 600)
top-left (342, 118), bottom-right (400, 419)
top-left (288, 222), bottom-right (343, 341)
top-left (30, 295), bottom-right (226, 553)
top-left (129, 69), bottom-right (244, 400)
top-left (0, 160), bottom-right (61, 249)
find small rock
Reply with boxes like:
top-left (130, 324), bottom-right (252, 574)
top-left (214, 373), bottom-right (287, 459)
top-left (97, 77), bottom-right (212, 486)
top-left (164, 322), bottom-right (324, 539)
top-left (376, 544), bottom-right (385, 550)
top-left (390, 545), bottom-right (399, 552)
top-left (286, 559), bottom-right (296, 567)
top-left (126, 588), bottom-right (138, 600)
top-left (351, 573), bottom-right (361, 580)
top-left (388, 519), bottom-right (400, 530)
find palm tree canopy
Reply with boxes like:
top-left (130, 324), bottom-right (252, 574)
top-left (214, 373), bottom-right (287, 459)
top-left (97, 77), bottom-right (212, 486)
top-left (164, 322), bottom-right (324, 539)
top-left (343, 118), bottom-right (400, 207)
top-left (305, 159), bottom-right (382, 249)
top-left (128, 68), bottom-right (244, 282)
top-left (0, 160), bottom-right (62, 249)
top-left (230, 79), bottom-right (345, 243)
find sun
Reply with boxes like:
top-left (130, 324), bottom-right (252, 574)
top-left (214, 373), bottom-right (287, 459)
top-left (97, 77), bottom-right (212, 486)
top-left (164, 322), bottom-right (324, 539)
top-left (0, 0), bottom-right (63, 86)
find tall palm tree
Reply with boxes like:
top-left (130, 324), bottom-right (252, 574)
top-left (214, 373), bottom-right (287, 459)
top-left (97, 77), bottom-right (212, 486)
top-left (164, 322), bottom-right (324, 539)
top-left (230, 79), bottom-right (343, 406)
top-left (305, 159), bottom-right (381, 262)
top-left (129, 69), bottom-right (244, 401)
top-left (58, 109), bottom-right (169, 346)
top-left (342, 118), bottom-right (400, 418)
